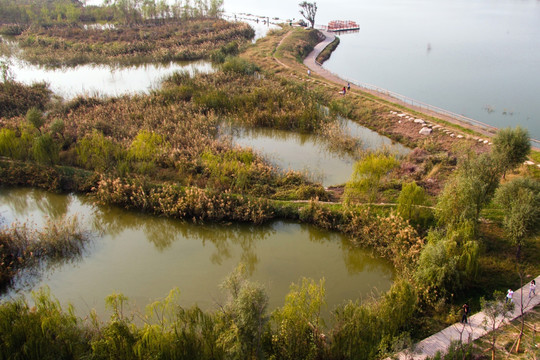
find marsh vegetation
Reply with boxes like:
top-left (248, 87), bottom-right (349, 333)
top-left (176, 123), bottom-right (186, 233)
top-left (0, 5), bottom-right (539, 358)
top-left (0, 215), bottom-right (88, 290)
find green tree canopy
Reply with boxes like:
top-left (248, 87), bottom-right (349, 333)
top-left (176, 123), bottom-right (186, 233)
top-left (32, 133), bottom-right (59, 165)
top-left (219, 264), bottom-right (268, 359)
top-left (492, 126), bottom-right (531, 176)
top-left (344, 152), bottom-right (399, 203)
top-left (436, 153), bottom-right (501, 234)
top-left (26, 107), bottom-right (45, 133)
top-left (494, 177), bottom-right (540, 259)
top-left (397, 181), bottom-right (429, 224)
top-left (76, 129), bottom-right (119, 171)
top-left (128, 130), bottom-right (167, 162)
top-left (415, 228), bottom-right (479, 298)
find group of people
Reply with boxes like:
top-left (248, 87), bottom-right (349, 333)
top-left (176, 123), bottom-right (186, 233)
top-left (461, 280), bottom-right (536, 324)
top-left (341, 82), bottom-right (351, 95)
top-left (506, 280), bottom-right (537, 304)
top-left (305, 69), bottom-right (351, 95)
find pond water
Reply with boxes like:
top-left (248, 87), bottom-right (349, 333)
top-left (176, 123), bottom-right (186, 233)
top-left (0, 188), bottom-right (394, 317)
top-left (226, 121), bottom-right (409, 186)
top-left (2, 56), bottom-right (214, 99)
top-left (221, 0), bottom-right (540, 140)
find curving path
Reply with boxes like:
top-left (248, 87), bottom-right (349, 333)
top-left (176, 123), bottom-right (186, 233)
top-left (273, 30), bottom-right (292, 69)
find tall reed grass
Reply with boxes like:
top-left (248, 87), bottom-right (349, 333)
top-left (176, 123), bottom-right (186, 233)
top-left (94, 177), bottom-right (273, 224)
top-left (0, 80), bottom-right (51, 118)
top-left (0, 215), bottom-right (88, 289)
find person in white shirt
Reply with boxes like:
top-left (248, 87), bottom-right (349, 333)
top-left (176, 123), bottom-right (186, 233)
top-left (506, 289), bottom-right (514, 303)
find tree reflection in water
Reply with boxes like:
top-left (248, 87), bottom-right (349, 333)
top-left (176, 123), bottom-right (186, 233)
top-left (0, 187), bottom-right (74, 226)
top-left (91, 203), bottom-right (276, 275)
top-left (303, 222), bottom-right (394, 277)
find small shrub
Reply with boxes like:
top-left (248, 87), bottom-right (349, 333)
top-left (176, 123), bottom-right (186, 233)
top-left (221, 57), bottom-right (259, 75)
top-left (26, 107), bottom-right (45, 133)
top-left (0, 24), bottom-right (26, 36)
top-left (128, 130), bottom-right (167, 162)
top-left (344, 152), bottom-right (400, 203)
top-left (210, 41), bottom-right (239, 63)
top-left (32, 133), bottom-right (60, 165)
top-left (76, 130), bottom-right (119, 171)
top-left (0, 128), bottom-right (17, 158)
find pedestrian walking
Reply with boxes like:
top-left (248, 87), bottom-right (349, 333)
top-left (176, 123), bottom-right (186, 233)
top-left (347, 82), bottom-right (350, 91)
top-left (506, 289), bottom-right (514, 303)
top-left (530, 280), bottom-right (536, 298)
top-left (461, 303), bottom-right (470, 324)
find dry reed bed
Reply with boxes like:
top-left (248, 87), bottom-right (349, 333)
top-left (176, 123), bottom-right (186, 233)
top-left (0, 215), bottom-right (87, 289)
top-left (13, 20), bottom-right (254, 65)
top-left (0, 81), bottom-right (51, 118)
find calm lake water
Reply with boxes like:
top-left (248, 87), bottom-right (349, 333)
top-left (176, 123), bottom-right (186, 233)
top-left (0, 188), bottom-right (393, 317)
top-left (223, 0), bottom-right (540, 140)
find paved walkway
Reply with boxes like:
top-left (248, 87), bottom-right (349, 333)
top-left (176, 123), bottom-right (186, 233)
top-left (303, 31), bottom-right (346, 88)
top-left (393, 275), bottom-right (540, 359)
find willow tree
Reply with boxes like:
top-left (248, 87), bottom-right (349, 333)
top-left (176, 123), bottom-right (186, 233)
top-left (207, 0), bottom-right (224, 18)
top-left (219, 265), bottom-right (269, 360)
top-left (495, 178), bottom-right (540, 354)
top-left (344, 152), bottom-right (399, 203)
top-left (104, 0), bottom-right (142, 25)
top-left (436, 153), bottom-right (501, 235)
top-left (492, 126), bottom-right (531, 177)
top-left (397, 181), bottom-right (429, 225)
top-left (494, 177), bottom-right (540, 260)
